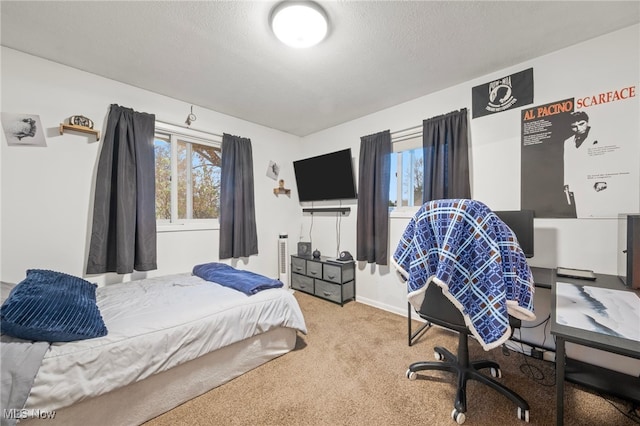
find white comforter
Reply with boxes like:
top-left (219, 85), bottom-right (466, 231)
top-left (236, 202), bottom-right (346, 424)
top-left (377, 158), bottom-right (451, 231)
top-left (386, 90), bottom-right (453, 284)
top-left (25, 273), bottom-right (307, 411)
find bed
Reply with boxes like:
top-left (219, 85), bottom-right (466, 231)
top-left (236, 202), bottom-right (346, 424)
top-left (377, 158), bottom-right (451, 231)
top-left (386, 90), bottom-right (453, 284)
top-left (1, 271), bottom-right (307, 426)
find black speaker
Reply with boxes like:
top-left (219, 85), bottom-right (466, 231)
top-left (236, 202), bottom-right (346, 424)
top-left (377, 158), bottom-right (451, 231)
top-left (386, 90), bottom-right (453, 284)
top-left (618, 214), bottom-right (640, 289)
top-left (338, 251), bottom-right (353, 261)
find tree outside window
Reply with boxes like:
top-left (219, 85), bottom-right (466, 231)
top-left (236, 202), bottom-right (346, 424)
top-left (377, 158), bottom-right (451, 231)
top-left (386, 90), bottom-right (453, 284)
top-left (154, 131), bottom-right (221, 222)
top-left (390, 147), bottom-right (423, 208)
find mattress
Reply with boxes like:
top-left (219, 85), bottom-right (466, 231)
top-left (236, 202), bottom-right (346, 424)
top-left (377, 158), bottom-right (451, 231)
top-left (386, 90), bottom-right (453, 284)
top-left (24, 273), bottom-right (307, 412)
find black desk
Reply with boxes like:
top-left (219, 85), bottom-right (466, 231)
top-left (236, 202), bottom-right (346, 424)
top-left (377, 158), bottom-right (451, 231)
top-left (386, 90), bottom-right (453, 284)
top-left (551, 273), bottom-right (640, 425)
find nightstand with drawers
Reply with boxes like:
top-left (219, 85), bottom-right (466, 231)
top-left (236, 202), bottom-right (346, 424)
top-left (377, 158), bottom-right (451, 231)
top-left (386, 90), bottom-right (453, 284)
top-left (290, 255), bottom-right (355, 306)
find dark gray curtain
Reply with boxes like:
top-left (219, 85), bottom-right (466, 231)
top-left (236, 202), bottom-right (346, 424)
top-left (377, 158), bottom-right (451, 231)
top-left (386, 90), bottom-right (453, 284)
top-left (86, 104), bottom-right (157, 274)
top-left (422, 108), bottom-right (471, 201)
top-left (219, 133), bottom-right (258, 259)
top-left (356, 130), bottom-right (391, 265)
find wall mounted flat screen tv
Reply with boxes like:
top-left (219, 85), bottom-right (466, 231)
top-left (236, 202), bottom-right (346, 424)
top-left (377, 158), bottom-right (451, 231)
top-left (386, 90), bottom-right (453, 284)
top-left (494, 210), bottom-right (535, 258)
top-left (293, 148), bottom-right (358, 202)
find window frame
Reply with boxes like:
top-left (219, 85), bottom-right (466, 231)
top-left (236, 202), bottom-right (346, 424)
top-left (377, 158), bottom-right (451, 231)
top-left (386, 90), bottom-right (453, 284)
top-left (154, 122), bottom-right (222, 232)
top-left (390, 134), bottom-right (423, 216)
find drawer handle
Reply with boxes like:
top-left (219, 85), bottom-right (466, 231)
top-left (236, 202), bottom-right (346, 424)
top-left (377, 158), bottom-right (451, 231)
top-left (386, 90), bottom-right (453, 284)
top-left (310, 271), bottom-right (317, 275)
top-left (295, 267), bottom-right (302, 271)
top-left (327, 274), bottom-right (336, 280)
top-left (323, 291), bottom-right (332, 296)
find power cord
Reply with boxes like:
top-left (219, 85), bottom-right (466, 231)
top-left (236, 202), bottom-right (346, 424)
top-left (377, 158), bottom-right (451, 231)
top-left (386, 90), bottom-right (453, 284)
top-left (309, 202), bottom-right (314, 247)
top-left (335, 200), bottom-right (342, 256)
top-left (598, 392), bottom-right (640, 424)
top-left (501, 338), bottom-right (554, 387)
top-left (505, 335), bottom-right (639, 423)
top-left (519, 313), bottom-right (551, 329)
top-left (518, 313), bottom-right (551, 350)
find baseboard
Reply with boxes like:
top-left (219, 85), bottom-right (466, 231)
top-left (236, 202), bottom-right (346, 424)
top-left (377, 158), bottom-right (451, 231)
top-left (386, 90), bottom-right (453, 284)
top-left (355, 296), bottom-right (407, 318)
top-left (355, 296), bottom-right (426, 323)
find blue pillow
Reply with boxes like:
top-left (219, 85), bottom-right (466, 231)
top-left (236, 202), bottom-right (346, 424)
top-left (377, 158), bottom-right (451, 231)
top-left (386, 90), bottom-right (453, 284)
top-left (0, 269), bottom-right (108, 342)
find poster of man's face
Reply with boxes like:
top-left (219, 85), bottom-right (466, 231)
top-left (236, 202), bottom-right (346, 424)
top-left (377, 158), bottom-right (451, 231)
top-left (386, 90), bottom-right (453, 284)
top-left (1, 113), bottom-right (47, 146)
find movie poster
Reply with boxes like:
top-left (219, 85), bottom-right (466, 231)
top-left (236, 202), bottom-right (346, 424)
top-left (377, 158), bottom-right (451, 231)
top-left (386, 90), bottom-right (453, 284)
top-left (521, 85), bottom-right (638, 218)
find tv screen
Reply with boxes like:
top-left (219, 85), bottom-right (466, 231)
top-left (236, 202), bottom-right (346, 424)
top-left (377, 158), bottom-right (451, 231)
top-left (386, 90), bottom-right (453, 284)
top-left (495, 210), bottom-right (535, 258)
top-left (293, 149), bottom-right (358, 202)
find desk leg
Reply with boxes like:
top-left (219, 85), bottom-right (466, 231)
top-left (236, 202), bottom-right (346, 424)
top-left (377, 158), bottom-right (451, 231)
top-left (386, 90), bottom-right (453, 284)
top-left (556, 336), bottom-right (566, 426)
top-left (408, 302), bottom-right (412, 346)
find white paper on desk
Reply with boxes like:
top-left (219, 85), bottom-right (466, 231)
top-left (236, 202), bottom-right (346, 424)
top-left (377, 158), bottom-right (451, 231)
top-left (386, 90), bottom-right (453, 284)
top-left (555, 282), bottom-right (640, 342)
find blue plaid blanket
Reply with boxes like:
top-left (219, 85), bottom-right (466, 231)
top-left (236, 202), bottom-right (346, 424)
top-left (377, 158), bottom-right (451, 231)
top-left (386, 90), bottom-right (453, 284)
top-left (391, 199), bottom-right (535, 350)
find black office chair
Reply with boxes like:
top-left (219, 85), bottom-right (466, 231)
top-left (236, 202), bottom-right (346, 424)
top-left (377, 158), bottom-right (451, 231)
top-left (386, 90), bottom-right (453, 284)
top-left (406, 283), bottom-right (530, 424)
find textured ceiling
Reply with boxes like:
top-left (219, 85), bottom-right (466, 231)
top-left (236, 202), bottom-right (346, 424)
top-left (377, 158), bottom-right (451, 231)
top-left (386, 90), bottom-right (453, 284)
top-left (1, 1), bottom-right (639, 136)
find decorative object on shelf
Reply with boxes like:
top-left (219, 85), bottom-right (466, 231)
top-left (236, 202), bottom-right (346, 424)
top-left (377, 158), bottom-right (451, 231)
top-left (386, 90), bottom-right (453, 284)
top-left (266, 160), bottom-right (280, 180)
top-left (185, 105), bottom-right (197, 126)
top-left (312, 249), bottom-right (321, 259)
top-left (69, 115), bottom-right (94, 128)
top-left (273, 179), bottom-right (291, 196)
top-left (1, 112), bottom-right (47, 146)
top-left (59, 114), bottom-right (100, 140)
top-left (297, 242), bottom-right (312, 257)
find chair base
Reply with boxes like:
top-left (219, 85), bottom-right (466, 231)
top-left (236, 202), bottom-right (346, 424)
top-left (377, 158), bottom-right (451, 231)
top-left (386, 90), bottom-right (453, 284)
top-left (407, 332), bottom-right (529, 423)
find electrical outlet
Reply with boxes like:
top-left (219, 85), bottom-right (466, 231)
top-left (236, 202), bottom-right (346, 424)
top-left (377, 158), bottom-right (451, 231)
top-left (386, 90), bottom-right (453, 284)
top-left (543, 351), bottom-right (556, 362)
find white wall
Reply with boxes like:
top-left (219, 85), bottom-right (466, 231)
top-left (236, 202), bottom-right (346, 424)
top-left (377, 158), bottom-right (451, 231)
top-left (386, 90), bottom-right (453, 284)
top-left (297, 25), bottom-right (640, 374)
top-left (0, 47), bottom-right (303, 285)
top-left (299, 24), bottom-right (639, 313)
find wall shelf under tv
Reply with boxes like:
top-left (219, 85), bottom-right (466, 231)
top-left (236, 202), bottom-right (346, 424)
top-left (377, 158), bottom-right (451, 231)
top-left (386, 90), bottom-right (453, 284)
top-left (303, 208), bottom-right (350, 215)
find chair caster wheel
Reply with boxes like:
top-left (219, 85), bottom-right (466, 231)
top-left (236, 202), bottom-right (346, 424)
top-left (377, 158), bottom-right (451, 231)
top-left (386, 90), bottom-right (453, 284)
top-left (490, 367), bottom-right (502, 378)
top-left (406, 369), bottom-right (417, 380)
top-left (517, 407), bottom-right (530, 422)
top-left (451, 408), bottom-right (466, 424)
top-left (434, 350), bottom-right (444, 361)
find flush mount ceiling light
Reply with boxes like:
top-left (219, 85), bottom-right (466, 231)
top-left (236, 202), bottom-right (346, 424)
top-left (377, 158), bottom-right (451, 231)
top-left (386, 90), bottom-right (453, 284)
top-left (270, 1), bottom-right (328, 48)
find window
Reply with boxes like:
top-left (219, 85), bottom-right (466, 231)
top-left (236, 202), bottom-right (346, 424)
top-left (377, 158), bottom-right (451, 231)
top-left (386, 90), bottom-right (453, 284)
top-left (154, 125), bottom-right (221, 225)
top-left (390, 136), bottom-right (423, 209)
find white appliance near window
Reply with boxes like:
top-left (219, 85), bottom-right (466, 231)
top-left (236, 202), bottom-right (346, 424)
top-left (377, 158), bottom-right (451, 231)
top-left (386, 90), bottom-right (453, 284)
top-left (278, 234), bottom-right (289, 289)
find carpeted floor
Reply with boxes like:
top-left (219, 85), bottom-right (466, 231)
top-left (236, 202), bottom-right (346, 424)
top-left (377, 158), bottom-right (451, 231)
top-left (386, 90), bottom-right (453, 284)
top-left (145, 291), bottom-right (638, 426)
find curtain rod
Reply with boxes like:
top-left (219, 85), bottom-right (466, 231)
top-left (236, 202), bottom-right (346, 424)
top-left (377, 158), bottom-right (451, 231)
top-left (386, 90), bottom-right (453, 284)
top-left (390, 109), bottom-right (465, 135)
top-left (393, 134), bottom-right (422, 144)
top-left (391, 124), bottom-right (422, 143)
top-left (392, 130), bottom-right (421, 139)
top-left (155, 119), bottom-right (223, 139)
top-left (390, 124), bottom-right (421, 135)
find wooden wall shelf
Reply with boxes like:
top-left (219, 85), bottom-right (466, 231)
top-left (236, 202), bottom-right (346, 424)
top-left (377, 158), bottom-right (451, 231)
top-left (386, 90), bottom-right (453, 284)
top-left (59, 123), bottom-right (100, 141)
top-left (274, 179), bottom-right (291, 196)
top-left (274, 187), bottom-right (291, 196)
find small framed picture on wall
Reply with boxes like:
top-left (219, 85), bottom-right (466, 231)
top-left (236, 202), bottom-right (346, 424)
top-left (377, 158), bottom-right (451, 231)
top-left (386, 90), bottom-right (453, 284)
top-left (1, 113), bottom-right (47, 147)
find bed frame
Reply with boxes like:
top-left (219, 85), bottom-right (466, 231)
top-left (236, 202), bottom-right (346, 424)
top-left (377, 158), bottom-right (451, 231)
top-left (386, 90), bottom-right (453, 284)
top-left (21, 327), bottom-right (297, 425)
